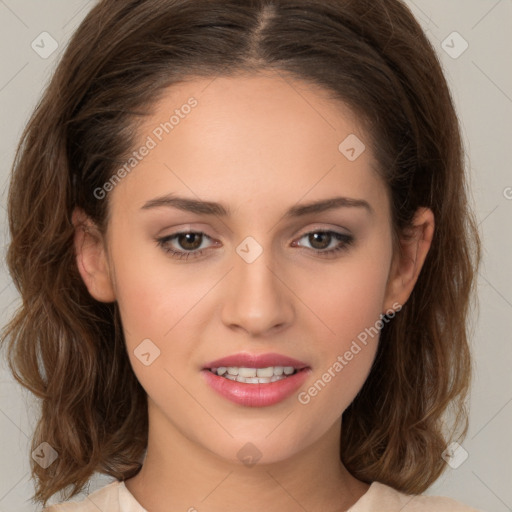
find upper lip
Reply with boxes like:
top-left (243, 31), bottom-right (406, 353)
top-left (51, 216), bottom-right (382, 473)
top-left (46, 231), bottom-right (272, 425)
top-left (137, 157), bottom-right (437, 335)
top-left (203, 352), bottom-right (309, 370)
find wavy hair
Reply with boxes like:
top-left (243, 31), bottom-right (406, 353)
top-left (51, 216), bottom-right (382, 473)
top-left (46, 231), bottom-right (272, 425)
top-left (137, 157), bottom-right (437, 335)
top-left (2, 0), bottom-right (481, 506)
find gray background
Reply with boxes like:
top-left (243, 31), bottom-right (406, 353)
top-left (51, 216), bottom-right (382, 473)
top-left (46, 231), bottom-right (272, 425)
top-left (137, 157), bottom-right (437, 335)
top-left (0, 1), bottom-right (511, 511)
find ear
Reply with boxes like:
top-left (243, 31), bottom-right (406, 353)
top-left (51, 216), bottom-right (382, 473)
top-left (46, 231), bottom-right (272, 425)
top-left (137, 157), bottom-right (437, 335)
top-left (72, 207), bottom-right (116, 303)
top-left (383, 207), bottom-right (435, 312)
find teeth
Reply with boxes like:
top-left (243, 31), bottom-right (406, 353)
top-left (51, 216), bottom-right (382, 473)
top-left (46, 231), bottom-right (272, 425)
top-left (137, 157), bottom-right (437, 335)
top-left (256, 367), bottom-right (274, 378)
top-left (237, 376), bottom-right (271, 384)
top-left (210, 366), bottom-right (299, 383)
top-left (239, 367), bottom-right (257, 378)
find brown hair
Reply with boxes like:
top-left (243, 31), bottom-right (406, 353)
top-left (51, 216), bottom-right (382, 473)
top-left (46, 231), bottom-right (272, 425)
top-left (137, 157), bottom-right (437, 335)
top-left (2, 0), bottom-right (481, 506)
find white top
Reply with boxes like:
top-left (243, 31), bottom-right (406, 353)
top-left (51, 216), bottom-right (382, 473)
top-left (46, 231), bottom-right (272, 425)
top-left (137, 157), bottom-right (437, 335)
top-left (43, 479), bottom-right (483, 511)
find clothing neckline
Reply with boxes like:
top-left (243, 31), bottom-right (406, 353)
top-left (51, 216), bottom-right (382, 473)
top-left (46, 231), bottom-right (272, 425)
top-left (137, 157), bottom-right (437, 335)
top-left (118, 479), bottom-right (379, 511)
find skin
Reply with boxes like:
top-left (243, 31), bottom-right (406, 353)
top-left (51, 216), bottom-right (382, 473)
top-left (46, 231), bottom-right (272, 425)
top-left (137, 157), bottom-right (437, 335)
top-left (73, 72), bottom-right (434, 512)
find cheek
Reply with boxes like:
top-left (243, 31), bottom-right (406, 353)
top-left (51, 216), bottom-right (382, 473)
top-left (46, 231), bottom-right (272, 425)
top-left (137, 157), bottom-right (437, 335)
top-left (297, 246), bottom-right (391, 345)
top-left (294, 267), bottom-right (387, 421)
top-left (109, 227), bottom-right (207, 340)
top-left (291, 245), bottom-right (391, 410)
top-left (109, 240), bottom-right (220, 392)
top-left (113, 266), bottom-right (203, 408)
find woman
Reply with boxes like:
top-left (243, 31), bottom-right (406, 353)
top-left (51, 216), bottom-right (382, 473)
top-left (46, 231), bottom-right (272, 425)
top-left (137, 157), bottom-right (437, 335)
top-left (2, 0), bottom-right (481, 510)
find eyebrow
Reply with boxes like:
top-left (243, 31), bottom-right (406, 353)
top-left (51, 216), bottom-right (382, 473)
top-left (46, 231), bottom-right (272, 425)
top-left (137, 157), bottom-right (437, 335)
top-left (140, 194), bottom-right (373, 218)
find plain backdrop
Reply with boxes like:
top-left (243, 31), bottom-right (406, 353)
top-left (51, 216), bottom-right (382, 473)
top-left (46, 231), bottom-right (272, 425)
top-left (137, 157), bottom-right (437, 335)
top-left (0, 1), bottom-right (511, 511)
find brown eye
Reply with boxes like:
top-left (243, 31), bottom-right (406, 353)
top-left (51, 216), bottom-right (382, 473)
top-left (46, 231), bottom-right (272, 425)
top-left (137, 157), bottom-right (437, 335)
top-left (308, 232), bottom-right (332, 250)
top-left (156, 231), bottom-right (216, 260)
top-left (292, 230), bottom-right (354, 258)
top-left (177, 232), bottom-right (203, 251)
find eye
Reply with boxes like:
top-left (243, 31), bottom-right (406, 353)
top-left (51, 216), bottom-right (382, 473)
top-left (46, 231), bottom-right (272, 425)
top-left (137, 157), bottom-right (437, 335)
top-left (156, 231), bottom-right (217, 260)
top-left (292, 230), bottom-right (354, 258)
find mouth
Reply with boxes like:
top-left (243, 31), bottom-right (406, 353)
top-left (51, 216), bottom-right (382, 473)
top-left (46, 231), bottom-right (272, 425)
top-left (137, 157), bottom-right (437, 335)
top-left (202, 352), bottom-right (310, 384)
top-left (207, 365), bottom-right (304, 384)
top-left (201, 355), bottom-right (312, 407)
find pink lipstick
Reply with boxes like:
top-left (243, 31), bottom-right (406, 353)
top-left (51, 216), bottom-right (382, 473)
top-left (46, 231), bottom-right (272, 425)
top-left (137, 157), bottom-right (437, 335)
top-left (201, 352), bottom-right (311, 407)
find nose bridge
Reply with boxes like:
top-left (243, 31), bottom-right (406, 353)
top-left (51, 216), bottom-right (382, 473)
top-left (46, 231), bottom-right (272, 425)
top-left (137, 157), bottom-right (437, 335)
top-left (220, 236), bottom-right (294, 335)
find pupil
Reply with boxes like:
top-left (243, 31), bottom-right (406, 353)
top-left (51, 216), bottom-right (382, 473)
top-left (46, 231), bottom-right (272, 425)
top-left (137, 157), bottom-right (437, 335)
top-left (179, 233), bottom-right (202, 250)
top-left (309, 232), bottom-right (330, 250)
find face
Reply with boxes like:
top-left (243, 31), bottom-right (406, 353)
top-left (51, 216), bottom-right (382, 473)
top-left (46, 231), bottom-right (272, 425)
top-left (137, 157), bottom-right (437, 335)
top-left (75, 72), bottom-right (424, 466)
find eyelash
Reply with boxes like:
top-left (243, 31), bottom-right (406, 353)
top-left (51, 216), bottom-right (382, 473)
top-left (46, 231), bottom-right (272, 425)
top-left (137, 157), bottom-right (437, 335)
top-left (155, 230), bottom-right (354, 261)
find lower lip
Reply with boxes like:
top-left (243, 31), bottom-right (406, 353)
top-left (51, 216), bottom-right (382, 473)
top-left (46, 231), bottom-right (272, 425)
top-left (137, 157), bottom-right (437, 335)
top-left (201, 368), bottom-right (311, 407)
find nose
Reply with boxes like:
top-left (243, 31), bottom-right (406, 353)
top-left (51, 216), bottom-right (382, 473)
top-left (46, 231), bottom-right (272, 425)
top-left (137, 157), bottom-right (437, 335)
top-left (220, 246), bottom-right (295, 337)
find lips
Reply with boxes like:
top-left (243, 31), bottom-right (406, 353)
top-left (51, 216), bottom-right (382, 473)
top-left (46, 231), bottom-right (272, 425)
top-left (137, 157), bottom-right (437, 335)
top-left (201, 352), bottom-right (311, 407)
top-left (202, 352), bottom-right (309, 370)
top-left (201, 366), bottom-right (312, 407)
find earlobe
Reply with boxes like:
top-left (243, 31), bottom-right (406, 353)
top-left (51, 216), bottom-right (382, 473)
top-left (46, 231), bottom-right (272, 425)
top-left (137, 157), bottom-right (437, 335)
top-left (72, 207), bottom-right (116, 303)
top-left (383, 207), bottom-right (435, 312)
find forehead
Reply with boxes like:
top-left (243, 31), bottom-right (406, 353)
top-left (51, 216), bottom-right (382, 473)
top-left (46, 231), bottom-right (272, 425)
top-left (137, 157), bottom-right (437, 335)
top-left (107, 72), bottom-right (385, 221)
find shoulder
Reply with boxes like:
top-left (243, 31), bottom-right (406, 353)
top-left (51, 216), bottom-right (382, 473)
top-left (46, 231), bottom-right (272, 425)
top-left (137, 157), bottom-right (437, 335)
top-left (351, 481), bottom-right (483, 512)
top-left (42, 480), bottom-right (121, 512)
